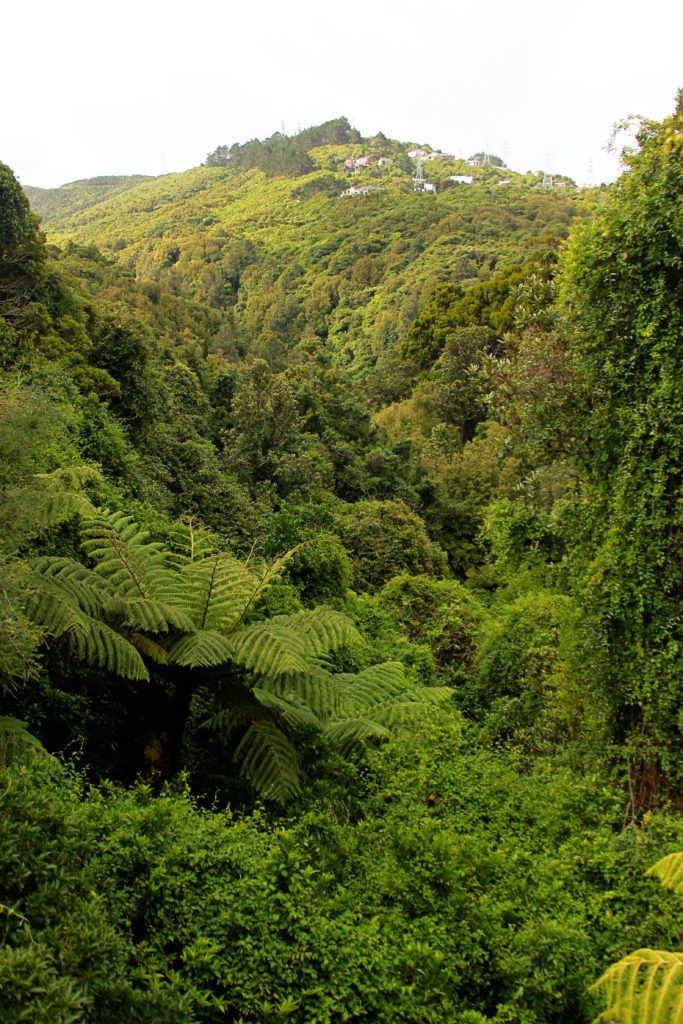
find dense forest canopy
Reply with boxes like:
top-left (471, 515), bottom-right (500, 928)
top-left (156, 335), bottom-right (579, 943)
top-left (1, 103), bottom-right (682, 1022)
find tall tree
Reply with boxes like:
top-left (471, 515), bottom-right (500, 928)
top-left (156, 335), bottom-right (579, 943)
top-left (558, 97), bottom-right (683, 793)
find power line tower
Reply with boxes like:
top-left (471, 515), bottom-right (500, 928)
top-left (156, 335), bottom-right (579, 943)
top-left (582, 158), bottom-right (594, 188)
top-left (542, 150), bottom-right (554, 188)
top-left (413, 151), bottom-right (425, 191)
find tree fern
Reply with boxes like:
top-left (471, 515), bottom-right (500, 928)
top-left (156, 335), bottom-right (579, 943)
top-left (18, 504), bottom-right (447, 803)
top-left (592, 853), bottom-right (683, 1023)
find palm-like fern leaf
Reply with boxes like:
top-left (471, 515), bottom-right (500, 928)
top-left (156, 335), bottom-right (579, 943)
top-left (30, 557), bottom-right (112, 617)
top-left (167, 630), bottom-right (235, 669)
top-left (71, 618), bottom-right (149, 681)
top-left (1, 467), bottom-right (98, 555)
top-left (204, 686), bottom-right (266, 737)
top-left (0, 717), bottom-right (47, 766)
top-left (648, 855), bottom-right (683, 897)
top-left (285, 608), bottom-right (362, 658)
top-left (228, 620), bottom-right (314, 679)
top-left (176, 554), bottom-right (262, 632)
top-left (104, 594), bottom-right (195, 634)
top-left (166, 518), bottom-right (220, 567)
top-left (324, 718), bottom-right (392, 754)
top-left (591, 949), bottom-right (683, 1024)
top-left (26, 580), bottom-right (148, 681)
top-left (335, 662), bottom-right (407, 714)
top-left (233, 720), bottom-right (302, 803)
top-left (251, 688), bottom-right (322, 730)
top-left (261, 669), bottom-right (345, 720)
top-left (80, 511), bottom-right (172, 598)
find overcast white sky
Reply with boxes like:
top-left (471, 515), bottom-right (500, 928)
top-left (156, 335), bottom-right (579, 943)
top-left (3, 0), bottom-right (681, 189)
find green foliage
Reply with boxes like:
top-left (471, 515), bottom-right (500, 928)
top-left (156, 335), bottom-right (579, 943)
top-left (334, 499), bottom-right (449, 591)
top-left (592, 853), bottom-right (683, 1024)
top-left (24, 508), bottom-right (435, 801)
top-left (557, 103), bottom-right (683, 783)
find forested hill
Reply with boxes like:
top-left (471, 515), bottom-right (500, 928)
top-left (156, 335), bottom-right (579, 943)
top-left (24, 120), bottom-right (579, 387)
top-left (2, 106), bottom-right (682, 1023)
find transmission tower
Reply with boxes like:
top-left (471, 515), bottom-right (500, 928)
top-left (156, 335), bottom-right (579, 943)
top-left (542, 150), bottom-right (554, 188)
top-left (413, 151), bottom-right (425, 191)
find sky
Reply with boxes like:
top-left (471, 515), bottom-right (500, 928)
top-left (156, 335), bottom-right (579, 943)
top-left (3, 0), bottom-right (681, 189)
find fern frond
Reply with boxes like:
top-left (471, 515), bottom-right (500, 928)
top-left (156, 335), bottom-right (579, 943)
top-left (283, 607), bottom-right (362, 658)
top-left (71, 619), bottom-right (149, 681)
top-left (0, 717), bottom-right (47, 766)
top-left (176, 554), bottom-right (262, 632)
top-left (251, 688), bottom-right (322, 730)
top-left (591, 948), bottom-right (683, 1024)
top-left (256, 670), bottom-right (341, 721)
top-left (30, 557), bottom-right (112, 617)
top-left (228, 620), bottom-right (312, 679)
top-left (361, 693), bottom-right (452, 729)
top-left (204, 686), bottom-right (264, 737)
top-left (80, 510), bottom-right (172, 599)
top-left (233, 720), bottom-right (302, 803)
top-left (335, 662), bottom-right (407, 714)
top-left (166, 518), bottom-right (220, 567)
top-left (104, 594), bottom-right (195, 634)
top-left (130, 634), bottom-right (169, 665)
top-left (648, 854), bottom-right (683, 897)
top-left (324, 717), bottom-right (392, 754)
top-left (26, 585), bottom-right (93, 640)
top-left (167, 630), bottom-right (235, 669)
top-left (233, 548), bottom-right (298, 624)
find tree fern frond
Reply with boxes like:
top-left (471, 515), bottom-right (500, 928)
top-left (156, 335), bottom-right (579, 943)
top-left (204, 686), bottom-right (265, 737)
top-left (251, 688), bottom-right (323, 730)
top-left (29, 487), bottom-right (94, 533)
top-left (80, 510), bottom-right (172, 599)
top-left (233, 548), bottom-right (299, 624)
top-left (335, 661), bottom-right (407, 713)
top-left (361, 694), bottom-right (452, 730)
top-left (591, 948), bottom-right (683, 1024)
top-left (254, 673), bottom-right (336, 722)
top-left (648, 854), bottom-right (683, 897)
top-left (29, 557), bottom-right (112, 617)
top-left (71, 619), bottom-right (149, 681)
top-left (166, 518), bottom-right (220, 567)
top-left (0, 717), bottom-right (47, 766)
top-left (130, 634), bottom-right (169, 665)
top-left (176, 554), bottom-right (262, 632)
top-left (228, 621), bottom-right (312, 679)
top-left (103, 594), bottom-right (195, 634)
top-left (233, 720), bottom-right (302, 803)
top-left (324, 717), bottom-right (392, 754)
top-left (281, 608), bottom-right (362, 658)
top-left (167, 630), bottom-right (235, 669)
top-left (25, 586), bottom-right (92, 640)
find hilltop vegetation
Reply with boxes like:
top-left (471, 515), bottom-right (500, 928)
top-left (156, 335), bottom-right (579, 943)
top-left (1, 105), bottom-right (682, 1022)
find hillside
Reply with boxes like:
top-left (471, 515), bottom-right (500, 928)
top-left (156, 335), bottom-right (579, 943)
top-left (25, 174), bottom-right (151, 222)
top-left (26, 127), bottom-right (580, 386)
